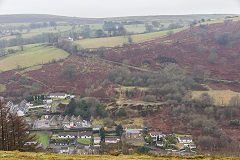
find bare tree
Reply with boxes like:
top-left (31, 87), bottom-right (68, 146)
top-left (0, 100), bottom-right (37, 151)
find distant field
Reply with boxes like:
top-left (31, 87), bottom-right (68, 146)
top-left (0, 44), bottom-right (69, 71)
top-left (125, 24), bottom-right (146, 33)
top-left (0, 84), bottom-right (6, 92)
top-left (0, 151), bottom-right (238, 160)
top-left (0, 26), bottom-right (72, 40)
top-left (75, 27), bottom-right (186, 49)
top-left (198, 17), bottom-right (240, 25)
top-left (192, 89), bottom-right (240, 106)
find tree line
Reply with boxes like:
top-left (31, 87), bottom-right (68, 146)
top-left (0, 100), bottom-right (37, 151)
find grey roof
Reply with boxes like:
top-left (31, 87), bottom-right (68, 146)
top-left (58, 115), bottom-right (64, 121)
top-left (60, 146), bottom-right (69, 150)
top-left (178, 136), bottom-right (193, 141)
top-left (50, 116), bottom-right (58, 124)
top-left (63, 115), bottom-right (70, 122)
top-left (77, 115), bottom-right (83, 121)
top-left (79, 131), bottom-right (92, 137)
top-left (71, 115), bottom-right (77, 121)
top-left (126, 129), bottom-right (141, 134)
top-left (58, 132), bottom-right (78, 137)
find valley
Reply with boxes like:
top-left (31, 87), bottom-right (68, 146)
top-left (0, 14), bottom-right (240, 156)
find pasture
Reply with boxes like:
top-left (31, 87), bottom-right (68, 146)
top-left (0, 26), bottom-right (72, 40)
top-left (75, 27), bottom-right (186, 49)
top-left (31, 132), bottom-right (50, 146)
top-left (0, 44), bottom-right (69, 71)
top-left (192, 89), bottom-right (240, 106)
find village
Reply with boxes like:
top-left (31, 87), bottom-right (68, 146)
top-left (0, 93), bottom-right (197, 156)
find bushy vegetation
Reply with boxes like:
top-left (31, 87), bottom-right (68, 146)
top-left (107, 64), bottom-right (195, 102)
top-left (61, 64), bottom-right (77, 80)
top-left (64, 98), bottom-right (108, 119)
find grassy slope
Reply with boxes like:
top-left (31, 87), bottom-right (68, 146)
top-left (192, 89), bottom-right (240, 106)
top-left (32, 132), bottom-right (50, 146)
top-left (0, 151), bottom-right (238, 160)
top-left (75, 27), bottom-right (186, 49)
top-left (0, 44), bottom-right (69, 71)
top-left (77, 138), bottom-right (92, 145)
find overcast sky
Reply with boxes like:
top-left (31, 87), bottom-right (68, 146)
top-left (0, 0), bottom-right (240, 18)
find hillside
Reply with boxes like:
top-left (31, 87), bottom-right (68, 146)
top-left (103, 19), bottom-right (240, 91)
top-left (0, 151), bottom-right (238, 160)
top-left (0, 14), bottom-right (103, 24)
top-left (0, 16), bottom-right (240, 154)
top-left (0, 14), bottom-right (238, 24)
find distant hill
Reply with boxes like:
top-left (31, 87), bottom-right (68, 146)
top-left (0, 14), bottom-right (103, 24)
top-left (0, 14), bottom-right (239, 24)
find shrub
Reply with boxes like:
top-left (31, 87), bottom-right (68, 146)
top-left (143, 95), bottom-right (156, 102)
top-left (215, 32), bottom-right (230, 45)
top-left (207, 52), bottom-right (219, 64)
top-left (62, 64), bottom-right (77, 80)
top-left (229, 120), bottom-right (240, 126)
top-left (116, 108), bottom-right (127, 117)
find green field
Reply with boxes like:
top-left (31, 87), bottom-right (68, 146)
top-left (0, 84), bottom-right (6, 92)
top-left (31, 132), bottom-right (50, 146)
top-left (125, 24), bottom-right (146, 33)
top-left (75, 27), bottom-right (186, 49)
top-left (192, 88), bottom-right (240, 106)
top-left (0, 44), bottom-right (69, 72)
top-left (77, 138), bottom-right (92, 145)
top-left (0, 26), bottom-right (72, 40)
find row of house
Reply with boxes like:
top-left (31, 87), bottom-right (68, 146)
top-left (55, 131), bottom-right (92, 139)
top-left (49, 93), bottom-right (75, 99)
top-left (125, 129), bottom-right (196, 151)
top-left (33, 115), bottom-right (92, 129)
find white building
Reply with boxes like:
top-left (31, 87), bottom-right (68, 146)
top-left (94, 137), bottom-right (101, 144)
top-left (177, 136), bottom-right (193, 144)
top-left (59, 146), bottom-right (69, 154)
top-left (79, 131), bottom-right (92, 139)
top-left (49, 93), bottom-right (67, 99)
top-left (105, 137), bottom-right (120, 144)
top-left (149, 132), bottom-right (165, 141)
top-left (57, 132), bottom-right (79, 139)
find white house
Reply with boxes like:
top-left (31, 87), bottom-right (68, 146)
top-left (105, 137), bottom-right (120, 144)
top-left (59, 146), bottom-right (69, 154)
top-left (49, 93), bottom-right (67, 99)
top-left (126, 129), bottom-right (142, 139)
top-left (93, 125), bottom-right (102, 131)
top-left (184, 144), bottom-right (196, 149)
top-left (149, 132), bottom-right (165, 141)
top-left (156, 141), bottom-right (164, 147)
top-left (17, 110), bottom-right (25, 117)
top-left (94, 137), bottom-right (101, 144)
top-left (57, 132), bottom-right (79, 139)
top-left (43, 99), bottom-right (53, 104)
top-left (33, 119), bottom-right (50, 129)
top-left (177, 136), bottom-right (193, 144)
top-left (79, 131), bottom-right (92, 139)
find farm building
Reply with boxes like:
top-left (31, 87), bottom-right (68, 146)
top-left (149, 132), bottom-right (165, 141)
top-left (49, 93), bottom-right (67, 99)
top-left (125, 129), bottom-right (142, 139)
top-left (177, 136), bottom-right (193, 144)
top-left (79, 131), bottom-right (92, 139)
top-left (105, 137), bottom-right (120, 144)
